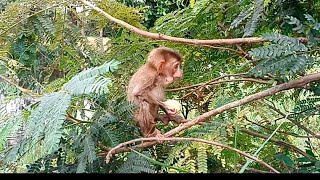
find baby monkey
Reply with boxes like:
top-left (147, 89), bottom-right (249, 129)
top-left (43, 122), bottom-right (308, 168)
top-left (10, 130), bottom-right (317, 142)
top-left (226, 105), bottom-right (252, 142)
top-left (127, 47), bottom-right (187, 139)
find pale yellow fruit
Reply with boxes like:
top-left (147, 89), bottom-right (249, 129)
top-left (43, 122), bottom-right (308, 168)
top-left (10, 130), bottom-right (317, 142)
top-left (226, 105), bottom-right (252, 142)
top-left (163, 99), bottom-right (182, 113)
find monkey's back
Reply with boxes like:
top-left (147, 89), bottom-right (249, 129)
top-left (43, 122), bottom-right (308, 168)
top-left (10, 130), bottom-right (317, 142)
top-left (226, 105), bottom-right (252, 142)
top-left (127, 64), bottom-right (158, 104)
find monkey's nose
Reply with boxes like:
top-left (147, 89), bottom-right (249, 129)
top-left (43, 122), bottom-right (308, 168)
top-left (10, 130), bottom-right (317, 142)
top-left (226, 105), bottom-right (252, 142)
top-left (174, 73), bottom-right (182, 79)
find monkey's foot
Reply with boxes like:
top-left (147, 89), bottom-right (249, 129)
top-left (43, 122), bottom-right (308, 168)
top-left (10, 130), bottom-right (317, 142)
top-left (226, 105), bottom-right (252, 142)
top-left (150, 129), bottom-right (165, 143)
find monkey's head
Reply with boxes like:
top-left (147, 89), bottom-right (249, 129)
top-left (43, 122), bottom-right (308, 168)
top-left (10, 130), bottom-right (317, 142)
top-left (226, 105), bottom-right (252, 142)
top-left (147, 47), bottom-right (183, 86)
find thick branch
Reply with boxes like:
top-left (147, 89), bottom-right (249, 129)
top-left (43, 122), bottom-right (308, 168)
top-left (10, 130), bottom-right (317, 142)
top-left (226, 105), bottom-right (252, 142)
top-left (105, 137), bottom-right (279, 173)
top-left (111, 72), bottom-right (320, 154)
top-left (80, 0), bottom-right (310, 46)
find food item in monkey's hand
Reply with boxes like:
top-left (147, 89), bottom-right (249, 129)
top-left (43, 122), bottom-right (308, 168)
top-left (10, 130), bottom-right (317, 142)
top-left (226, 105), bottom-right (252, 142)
top-left (163, 99), bottom-right (182, 114)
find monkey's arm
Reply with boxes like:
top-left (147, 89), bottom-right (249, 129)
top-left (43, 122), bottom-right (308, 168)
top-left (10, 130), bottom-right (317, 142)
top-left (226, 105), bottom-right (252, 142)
top-left (131, 74), bottom-right (167, 107)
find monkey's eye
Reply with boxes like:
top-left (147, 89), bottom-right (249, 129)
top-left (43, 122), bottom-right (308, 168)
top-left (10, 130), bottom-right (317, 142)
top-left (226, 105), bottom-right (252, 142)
top-left (173, 64), bottom-right (179, 71)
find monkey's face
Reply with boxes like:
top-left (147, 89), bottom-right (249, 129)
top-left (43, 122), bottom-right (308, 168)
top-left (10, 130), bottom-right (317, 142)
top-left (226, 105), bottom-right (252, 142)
top-left (172, 62), bottom-right (183, 80)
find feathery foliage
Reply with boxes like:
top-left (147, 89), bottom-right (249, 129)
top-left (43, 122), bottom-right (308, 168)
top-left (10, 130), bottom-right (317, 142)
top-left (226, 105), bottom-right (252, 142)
top-left (248, 33), bottom-right (312, 77)
top-left (116, 152), bottom-right (156, 173)
top-left (14, 92), bottom-right (71, 163)
top-left (243, 0), bottom-right (264, 37)
top-left (63, 60), bottom-right (120, 96)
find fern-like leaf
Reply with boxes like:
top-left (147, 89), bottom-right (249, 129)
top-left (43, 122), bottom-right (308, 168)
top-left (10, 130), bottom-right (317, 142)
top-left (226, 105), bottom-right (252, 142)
top-left (90, 121), bottom-right (120, 147)
top-left (261, 33), bottom-right (307, 51)
top-left (243, 0), bottom-right (263, 37)
top-left (286, 16), bottom-right (305, 33)
top-left (290, 97), bottom-right (320, 120)
top-left (33, 14), bottom-right (56, 36)
top-left (83, 135), bottom-right (97, 164)
top-left (293, 97), bottom-right (320, 113)
top-left (249, 54), bottom-right (312, 77)
top-left (76, 134), bottom-right (97, 173)
top-left (63, 60), bottom-right (120, 96)
top-left (304, 14), bottom-right (320, 31)
top-left (116, 152), bottom-right (156, 173)
top-left (230, 5), bottom-right (253, 30)
top-left (44, 78), bottom-right (67, 93)
top-left (0, 114), bottom-right (23, 150)
top-left (197, 145), bottom-right (208, 173)
top-left (25, 92), bottom-right (71, 156)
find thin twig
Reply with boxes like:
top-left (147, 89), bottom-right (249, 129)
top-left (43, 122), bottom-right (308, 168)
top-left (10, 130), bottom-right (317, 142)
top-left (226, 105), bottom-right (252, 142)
top-left (105, 137), bottom-right (279, 173)
top-left (167, 73), bottom-right (247, 92)
top-left (0, 2), bottom-right (66, 37)
top-left (243, 116), bottom-right (315, 138)
top-left (66, 113), bottom-right (91, 124)
top-left (178, 78), bottom-right (272, 100)
top-left (239, 128), bottom-right (314, 159)
top-left (0, 75), bottom-right (40, 97)
top-left (260, 100), bottom-right (320, 139)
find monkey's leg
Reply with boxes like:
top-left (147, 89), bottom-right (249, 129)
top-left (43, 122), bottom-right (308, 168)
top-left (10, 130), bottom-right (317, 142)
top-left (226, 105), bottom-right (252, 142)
top-left (156, 114), bottom-right (170, 125)
top-left (172, 115), bottom-right (188, 124)
top-left (136, 102), bottom-right (156, 136)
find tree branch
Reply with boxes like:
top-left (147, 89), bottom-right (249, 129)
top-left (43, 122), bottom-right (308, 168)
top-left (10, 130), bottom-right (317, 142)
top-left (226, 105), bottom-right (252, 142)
top-left (239, 128), bottom-right (314, 159)
top-left (166, 73), bottom-right (247, 92)
top-left (260, 100), bottom-right (320, 139)
top-left (66, 113), bottom-right (91, 124)
top-left (109, 72), bottom-right (320, 155)
top-left (177, 78), bottom-right (272, 100)
top-left (80, 0), bottom-right (311, 47)
top-left (243, 116), bottom-right (316, 138)
top-left (105, 137), bottom-right (279, 173)
top-left (0, 75), bottom-right (40, 97)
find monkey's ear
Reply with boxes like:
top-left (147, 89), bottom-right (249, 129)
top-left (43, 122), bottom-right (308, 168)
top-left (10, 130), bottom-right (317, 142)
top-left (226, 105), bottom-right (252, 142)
top-left (158, 60), bottom-right (165, 72)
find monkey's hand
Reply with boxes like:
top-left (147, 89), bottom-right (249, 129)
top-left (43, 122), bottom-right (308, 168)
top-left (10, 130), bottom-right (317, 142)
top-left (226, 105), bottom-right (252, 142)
top-left (162, 99), bottom-right (182, 120)
top-left (166, 108), bottom-right (178, 117)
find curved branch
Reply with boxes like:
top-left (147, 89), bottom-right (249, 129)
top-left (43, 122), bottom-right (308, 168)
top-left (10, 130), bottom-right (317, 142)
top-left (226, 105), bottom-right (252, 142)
top-left (105, 137), bottom-right (279, 173)
top-left (80, 0), bottom-right (311, 46)
top-left (109, 72), bottom-right (320, 155)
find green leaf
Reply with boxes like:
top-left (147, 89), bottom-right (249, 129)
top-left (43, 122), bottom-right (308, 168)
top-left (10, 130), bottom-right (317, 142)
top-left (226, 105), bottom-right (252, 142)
top-left (19, 92), bottom-right (71, 162)
top-left (230, 5), bottom-right (253, 30)
top-left (275, 153), bottom-right (295, 168)
top-left (315, 161), bottom-right (320, 170)
top-left (296, 157), bottom-right (313, 163)
top-left (0, 114), bottom-right (23, 150)
top-left (63, 60), bottom-right (119, 96)
top-left (116, 152), bottom-right (156, 173)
